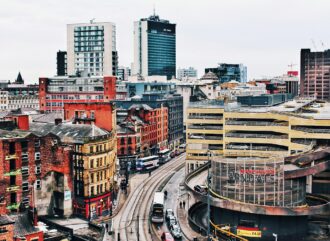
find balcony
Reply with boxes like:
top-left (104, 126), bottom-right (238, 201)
top-left (5, 154), bottom-right (17, 160)
top-left (4, 169), bottom-right (21, 176)
top-left (6, 186), bottom-right (20, 192)
top-left (6, 203), bottom-right (20, 210)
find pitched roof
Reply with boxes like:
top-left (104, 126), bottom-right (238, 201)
top-left (11, 213), bottom-right (39, 237)
top-left (15, 72), bottom-right (24, 84)
top-left (129, 104), bottom-right (153, 111)
top-left (29, 122), bottom-right (109, 143)
top-left (31, 112), bottom-right (64, 123)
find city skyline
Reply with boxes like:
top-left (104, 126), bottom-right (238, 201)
top-left (1, 0), bottom-right (330, 83)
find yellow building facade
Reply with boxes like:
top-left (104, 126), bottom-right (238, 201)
top-left (186, 100), bottom-right (330, 173)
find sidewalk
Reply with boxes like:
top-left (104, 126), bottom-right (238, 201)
top-left (177, 204), bottom-right (206, 241)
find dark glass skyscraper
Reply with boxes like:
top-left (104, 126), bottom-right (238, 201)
top-left (133, 14), bottom-right (176, 80)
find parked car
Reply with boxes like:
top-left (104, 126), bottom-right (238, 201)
top-left (161, 232), bottom-right (174, 241)
top-left (166, 209), bottom-right (175, 221)
top-left (167, 215), bottom-right (177, 229)
top-left (194, 185), bottom-right (207, 195)
top-left (170, 224), bottom-right (182, 239)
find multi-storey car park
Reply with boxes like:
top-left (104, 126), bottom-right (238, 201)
top-left (185, 94), bottom-right (330, 241)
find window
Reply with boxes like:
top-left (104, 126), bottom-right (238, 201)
top-left (120, 138), bottom-right (125, 145)
top-left (91, 173), bottom-right (94, 182)
top-left (90, 146), bottom-right (94, 153)
top-left (91, 186), bottom-right (94, 195)
top-left (22, 182), bottom-right (29, 191)
top-left (21, 166), bottom-right (29, 176)
top-left (36, 179), bottom-right (41, 190)
top-left (34, 140), bottom-right (40, 148)
top-left (90, 159), bottom-right (94, 168)
top-left (35, 152), bottom-right (40, 161)
top-left (35, 165), bottom-right (41, 174)
top-left (0, 227), bottom-right (7, 234)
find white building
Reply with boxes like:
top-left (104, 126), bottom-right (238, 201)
top-left (0, 91), bottom-right (39, 111)
top-left (173, 72), bottom-right (221, 124)
top-left (67, 21), bottom-right (117, 77)
top-left (177, 67), bottom-right (198, 80)
top-left (0, 91), bottom-right (8, 110)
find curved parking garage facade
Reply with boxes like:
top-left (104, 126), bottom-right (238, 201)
top-left (185, 96), bottom-right (330, 241)
top-left (210, 156), bottom-right (308, 240)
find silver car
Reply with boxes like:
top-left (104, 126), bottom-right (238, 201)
top-left (170, 224), bottom-right (182, 239)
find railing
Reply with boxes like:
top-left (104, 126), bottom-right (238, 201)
top-left (189, 115), bottom-right (223, 120)
top-left (292, 126), bottom-right (330, 134)
top-left (189, 135), bottom-right (223, 140)
top-left (226, 120), bottom-right (287, 126)
top-left (188, 125), bottom-right (223, 130)
top-left (226, 133), bottom-right (287, 139)
top-left (226, 145), bottom-right (287, 152)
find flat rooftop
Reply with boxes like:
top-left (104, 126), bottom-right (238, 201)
top-left (233, 98), bottom-right (330, 119)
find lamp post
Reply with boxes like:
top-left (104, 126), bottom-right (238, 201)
top-left (273, 233), bottom-right (278, 241)
top-left (207, 150), bottom-right (211, 241)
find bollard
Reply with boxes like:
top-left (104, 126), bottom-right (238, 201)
top-left (117, 233), bottom-right (120, 241)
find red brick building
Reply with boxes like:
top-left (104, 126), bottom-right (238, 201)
top-left (116, 104), bottom-right (168, 167)
top-left (0, 215), bottom-right (14, 241)
top-left (0, 116), bottom-right (73, 217)
top-left (127, 104), bottom-right (168, 153)
top-left (63, 102), bottom-right (115, 132)
top-left (39, 76), bottom-right (116, 113)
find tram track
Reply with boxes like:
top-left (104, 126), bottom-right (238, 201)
top-left (114, 154), bottom-right (186, 241)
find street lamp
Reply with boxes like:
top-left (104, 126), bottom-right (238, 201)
top-left (207, 150), bottom-right (211, 241)
top-left (273, 233), bottom-right (278, 241)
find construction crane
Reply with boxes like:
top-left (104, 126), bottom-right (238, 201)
top-left (288, 63), bottom-right (297, 71)
top-left (320, 41), bottom-right (326, 51)
top-left (311, 39), bottom-right (318, 51)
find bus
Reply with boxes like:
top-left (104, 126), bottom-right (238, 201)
top-left (136, 155), bottom-right (159, 172)
top-left (151, 192), bottom-right (165, 223)
top-left (158, 149), bottom-right (171, 164)
top-left (178, 144), bottom-right (186, 154)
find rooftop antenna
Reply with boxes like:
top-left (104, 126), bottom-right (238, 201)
top-left (90, 18), bottom-right (95, 24)
top-left (153, 3), bottom-right (156, 16)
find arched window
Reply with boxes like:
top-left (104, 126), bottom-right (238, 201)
top-left (120, 138), bottom-right (125, 145)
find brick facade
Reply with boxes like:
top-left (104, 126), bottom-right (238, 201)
top-left (64, 102), bottom-right (115, 132)
top-left (39, 76), bottom-right (116, 113)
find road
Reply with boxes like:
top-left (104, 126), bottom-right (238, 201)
top-left (111, 153), bottom-right (186, 241)
top-left (153, 167), bottom-right (188, 240)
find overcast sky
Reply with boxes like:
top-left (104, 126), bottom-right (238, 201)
top-left (1, 0), bottom-right (329, 83)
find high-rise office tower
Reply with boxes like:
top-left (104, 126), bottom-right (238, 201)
top-left (56, 50), bottom-right (67, 76)
top-left (67, 21), bottom-right (118, 76)
top-left (133, 14), bottom-right (176, 80)
top-left (300, 48), bottom-right (330, 100)
top-left (205, 63), bottom-right (247, 83)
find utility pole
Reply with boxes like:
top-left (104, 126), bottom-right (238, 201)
top-left (207, 150), bottom-right (211, 240)
top-left (137, 214), bottom-right (140, 241)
